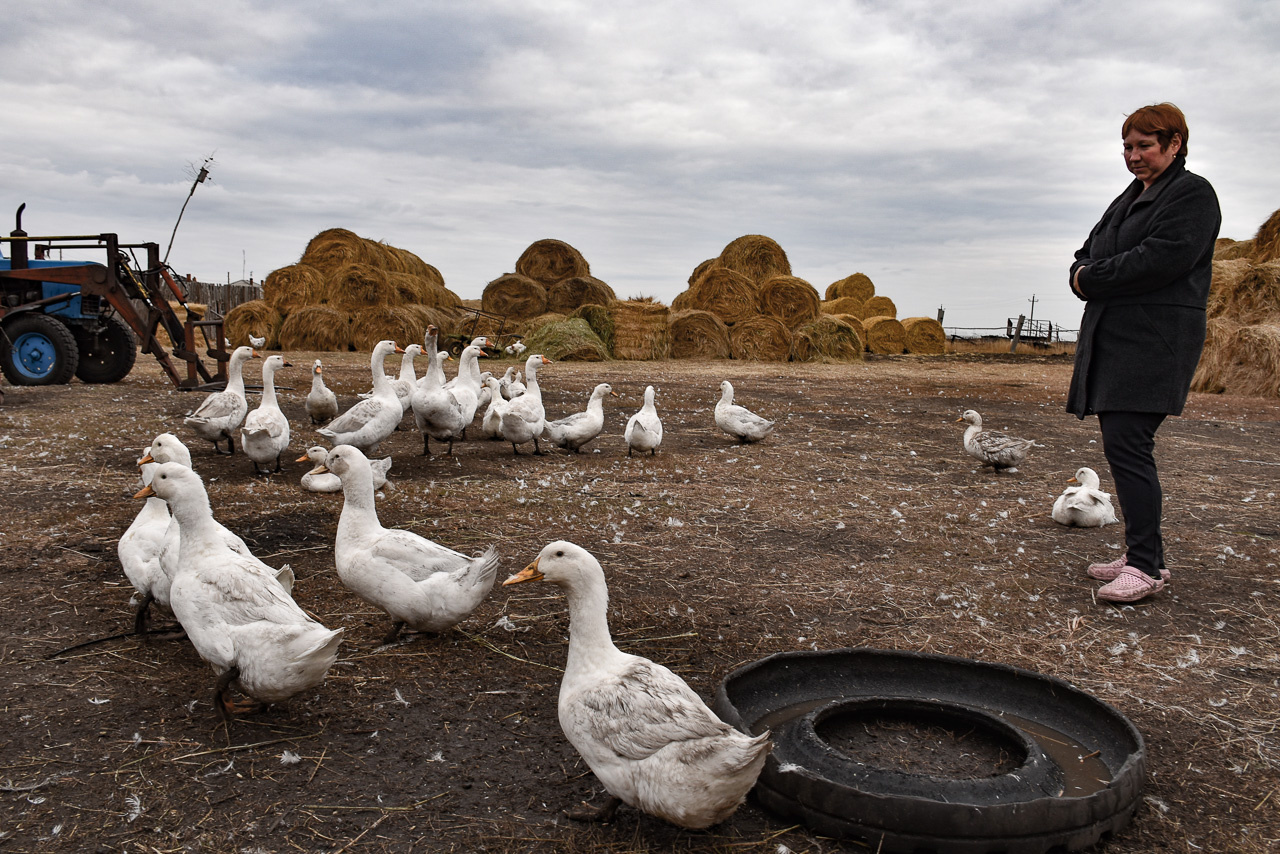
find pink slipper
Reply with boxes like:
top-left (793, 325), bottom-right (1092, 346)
top-left (1097, 566), bottom-right (1166, 603)
top-left (1087, 554), bottom-right (1170, 582)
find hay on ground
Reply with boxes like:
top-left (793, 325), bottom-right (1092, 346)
top-left (861, 294), bottom-right (897, 320)
top-left (825, 272), bottom-right (875, 302)
top-left (1253, 208), bottom-right (1280, 263)
top-left (729, 314), bottom-right (792, 362)
top-left (325, 262), bottom-right (400, 311)
top-left (279, 305), bottom-right (353, 351)
top-left (901, 316), bottom-right (947, 355)
top-left (821, 296), bottom-right (864, 317)
top-left (609, 300), bottom-right (670, 360)
top-left (668, 309), bottom-right (731, 359)
top-left (515, 239), bottom-right (590, 286)
top-left (757, 275), bottom-right (821, 330)
top-left (263, 263), bottom-right (325, 315)
top-left (718, 234), bottom-right (791, 284)
top-left (482, 273), bottom-right (548, 321)
top-left (519, 312), bottom-right (569, 338)
top-left (523, 318), bottom-right (610, 362)
top-left (223, 300), bottom-right (283, 349)
top-left (863, 315), bottom-right (906, 354)
top-left (569, 304), bottom-right (615, 354)
top-left (689, 258), bottom-right (718, 287)
top-left (686, 267), bottom-right (758, 325)
top-left (349, 305), bottom-right (429, 352)
top-left (791, 315), bottom-right (865, 363)
top-left (548, 276), bottom-right (617, 315)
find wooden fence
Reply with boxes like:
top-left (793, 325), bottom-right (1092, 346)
top-left (180, 280), bottom-right (263, 315)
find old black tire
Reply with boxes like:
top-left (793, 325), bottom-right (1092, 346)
top-left (72, 314), bottom-right (138, 383)
top-left (0, 313), bottom-right (79, 386)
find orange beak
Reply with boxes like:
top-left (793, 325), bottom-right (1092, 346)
top-left (503, 558), bottom-right (544, 586)
top-left (134, 484), bottom-right (155, 499)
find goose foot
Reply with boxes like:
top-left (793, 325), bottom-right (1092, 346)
top-left (566, 795), bottom-right (621, 823)
top-left (213, 667), bottom-right (264, 720)
top-left (132, 592), bottom-right (155, 636)
top-left (381, 620), bottom-right (406, 646)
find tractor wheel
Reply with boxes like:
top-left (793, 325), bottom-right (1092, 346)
top-left (73, 314), bottom-right (139, 383)
top-left (0, 313), bottom-right (79, 386)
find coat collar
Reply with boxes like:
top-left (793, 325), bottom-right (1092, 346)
top-left (1130, 157), bottom-right (1187, 207)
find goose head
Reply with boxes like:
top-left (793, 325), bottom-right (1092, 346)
top-left (504, 540), bottom-right (603, 593)
top-left (320, 444), bottom-right (370, 481)
top-left (958, 409), bottom-right (982, 426)
top-left (1070, 466), bottom-right (1102, 488)
top-left (139, 433), bottom-right (193, 468)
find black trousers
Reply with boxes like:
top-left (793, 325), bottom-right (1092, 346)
top-left (1097, 411), bottom-right (1168, 578)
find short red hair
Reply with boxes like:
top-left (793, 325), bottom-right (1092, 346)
top-left (1123, 103), bottom-right (1189, 159)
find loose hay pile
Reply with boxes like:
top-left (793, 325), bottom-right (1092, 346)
top-left (569, 304), bottom-right (616, 354)
top-left (522, 318), bottom-right (611, 362)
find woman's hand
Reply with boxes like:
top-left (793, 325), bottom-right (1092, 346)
top-left (1071, 266), bottom-right (1086, 296)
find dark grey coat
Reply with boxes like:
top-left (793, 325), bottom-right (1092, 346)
top-left (1067, 159), bottom-right (1221, 418)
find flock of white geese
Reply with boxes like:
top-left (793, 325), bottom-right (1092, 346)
top-left (120, 327), bottom-right (1113, 830)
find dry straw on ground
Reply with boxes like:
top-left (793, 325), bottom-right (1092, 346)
top-left (901, 316), bottom-right (947, 355)
top-left (825, 272), bottom-right (875, 303)
top-left (568, 304), bottom-right (615, 354)
top-left (262, 263), bottom-right (325, 315)
top-left (757, 275), bottom-right (820, 330)
top-left (861, 294), bottom-right (897, 320)
top-left (279, 305), bottom-right (352, 352)
top-left (223, 300), bottom-right (282, 349)
top-left (522, 318), bottom-right (611, 362)
top-left (668, 309), bottom-right (731, 359)
top-left (718, 234), bottom-right (791, 284)
top-left (514, 239), bottom-right (591, 286)
top-left (791, 315), bottom-right (864, 363)
top-left (863, 315), bottom-right (907, 354)
top-left (609, 299), bottom-right (670, 360)
top-left (729, 314), bottom-right (793, 361)
top-left (482, 273), bottom-right (548, 321)
top-left (547, 276), bottom-right (616, 315)
top-left (683, 267), bottom-right (757, 326)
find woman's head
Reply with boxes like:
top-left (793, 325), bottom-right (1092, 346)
top-left (1122, 103), bottom-right (1188, 159)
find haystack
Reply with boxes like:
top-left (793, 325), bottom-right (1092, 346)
top-left (1194, 320), bottom-right (1280, 397)
top-left (279, 305), bottom-right (353, 351)
top-left (729, 314), bottom-right (792, 362)
top-left (1207, 259), bottom-right (1253, 318)
top-left (1253, 207), bottom-right (1280, 263)
top-left (718, 235), bottom-right (791, 284)
top-left (350, 305), bottom-right (427, 352)
top-left (224, 300), bottom-right (282, 349)
top-left (609, 300), bottom-right (670, 360)
top-left (860, 295), bottom-right (897, 320)
top-left (263, 263), bottom-right (325, 315)
top-left (901, 316), bottom-right (947, 355)
top-left (757, 275), bottom-right (820, 330)
top-left (404, 304), bottom-right (460, 338)
top-left (668, 309), bottom-right (731, 359)
top-left (548, 276), bottom-right (616, 315)
top-left (791, 315), bottom-right (864, 363)
top-left (301, 228), bottom-right (382, 271)
top-left (689, 258), bottom-right (718, 287)
top-left (832, 314), bottom-right (866, 343)
top-left (523, 318), bottom-right (611, 362)
top-left (569, 304), bottom-right (615, 354)
top-left (1214, 238), bottom-right (1254, 262)
top-left (387, 271), bottom-right (434, 305)
top-left (515, 239), bottom-right (590, 286)
top-left (863, 316), bottom-right (906, 354)
top-left (1191, 317), bottom-right (1236, 393)
top-left (685, 267), bottom-right (757, 325)
top-left (1218, 261), bottom-right (1280, 325)
top-left (482, 273), bottom-right (548, 321)
top-left (825, 273), bottom-right (875, 303)
top-left (326, 262), bottom-right (400, 311)
top-left (820, 296), bottom-right (864, 317)
top-left (519, 312), bottom-right (569, 338)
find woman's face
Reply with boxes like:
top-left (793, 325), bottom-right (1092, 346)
top-left (1123, 129), bottom-right (1181, 188)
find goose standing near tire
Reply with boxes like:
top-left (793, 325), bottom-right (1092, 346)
top-left (322, 444), bottom-right (499, 645)
top-left (241, 354), bottom-right (292, 475)
top-left (957, 409), bottom-right (1034, 472)
top-left (504, 541), bottom-right (771, 829)
top-left (624, 385), bottom-right (663, 457)
top-left (317, 340), bottom-right (403, 454)
top-left (543, 383), bottom-right (617, 453)
top-left (715, 380), bottom-right (775, 444)
top-left (305, 360), bottom-right (339, 425)
top-left (1052, 466), bottom-right (1118, 527)
top-left (499, 353), bottom-right (552, 455)
top-left (184, 346), bottom-right (257, 454)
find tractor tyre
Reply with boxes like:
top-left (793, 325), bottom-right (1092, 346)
top-left (73, 314), bottom-right (139, 383)
top-left (0, 313), bottom-right (80, 386)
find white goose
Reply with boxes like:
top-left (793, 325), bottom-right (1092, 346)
top-left (500, 367), bottom-right (526, 400)
top-left (480, 376), bottom-right (509, 440)
top-left (297, 445), bottom-right (391, 493)
top-left (118, 461), bottom-right (175, 634)
top-left (958, 409), bottom-right (1034, 472)
top-left (1052, 466), bottom-right (1118, 527)
top-left (412, 343), bottom-right (487, 454)
top-left (184, 346), bottom-right (257, 454)
top-left (504, 541), bottom-right (771, 828)
top-left (305, 359), bottom-right (339, 425)
top-left (241, 354), bottom-right (292, 475)
top-left (715, 380), bottom-right (775, 444)
top-left (624, 385), bottom-right (663, 457)
top-left (544, 383), bottom-right (617, 453)
top-left (322, 445), bottom-right (499, 644)
top-left (138, 462), bottom-right (343, 718)
top-left (500, 354), bottom-right (552, 455)
top-left (358, 343), bottom-right (422, 416)
top-left (317, 340), bottom-right (403, 454)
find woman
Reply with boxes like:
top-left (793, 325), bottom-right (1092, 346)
top-left (1067, 103), bottom-right (1221, 603)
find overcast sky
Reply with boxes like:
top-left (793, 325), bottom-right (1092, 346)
top-left (4, 1), bottom-right (1277, 331)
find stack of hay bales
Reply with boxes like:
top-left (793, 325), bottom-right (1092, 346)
top-left (1192, 208), bottom-right (1280, 397)
top-left (232, 228), bottom-right (462, 351)
top-left (820, 272), bottom-right (945, 355)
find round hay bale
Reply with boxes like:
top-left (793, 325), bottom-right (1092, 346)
top-left (325, 262), bottom-right (400, 311)
top-left (861, 294), bottom-right (897, 320)
top-left (387, 271), bottom-right (433, 305)
top-left (223, 300), bottom-right (282, 349)
top-left (404, 304), bottom-right (461, 338)
top-left (729, 314), bottom-right (792, 362)
top-left (1214, 238), bottom-right (1254, 261)
top-left (670, 289), bottom-right (695, 311)
top-left (609, 300), bottom-right (671, 360)
top-left (1221, 260), bottom-right (1280, 325)
top-left (821, 296), bottom-right (864, 316)
top-left (523, 318), bottom-right (610, 362)
top-left (757, 275), bottom-right (821, 330)
top-left (1230, 324), bottom-right (1280, 396)
top-left (687, 267), bottom-right (757, 325)
top-left (569, 303), bottom-right (615, 354)
top-left (825, 272), bottom-right (875, 302)
top-left (791, 315), bottom-right (865, 363)
top-left (832, 314), bottom-right (866, 344)
top-left (515, 239), bottom-right (590, 286)
top-left (668, 309), bottom-right (731, 359)
top-left (278, 305), bottom-right (353, 352)
top-left (262, 263), bottom-right (325, 315)
top-left (302, 229), bottom-right (382, 273)
top-left (482, 273), bottom-right (548, 321)
top-left (385, 246), bottom-right (445, 284)
top-left (1253, 208), bottom-right (1280, 264)
top-left (519, 312), bottom-right (569, 338)
top-left (863, 316), bottom-right (906, 354)
top-left (718, 235), bottom-right (791, 284)
top-left (688, 258), bottom-right (719, 287)
top-left (548, 276), bottom-right (617, 315)
top-left (1191, 316), bottom-right (1236, 393)
top-left (349, 305), bottom-right (429, 352)
top-left (901, 316), bottom-right (947, 355)
top-left (1208, 259), bottom-right (1253, 319)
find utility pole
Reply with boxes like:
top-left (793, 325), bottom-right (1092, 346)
top-left (1028, 294), bottom-right (1038, 324)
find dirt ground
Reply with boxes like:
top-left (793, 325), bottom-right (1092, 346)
top-left (1, 350), bottom-right (1278, 853)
